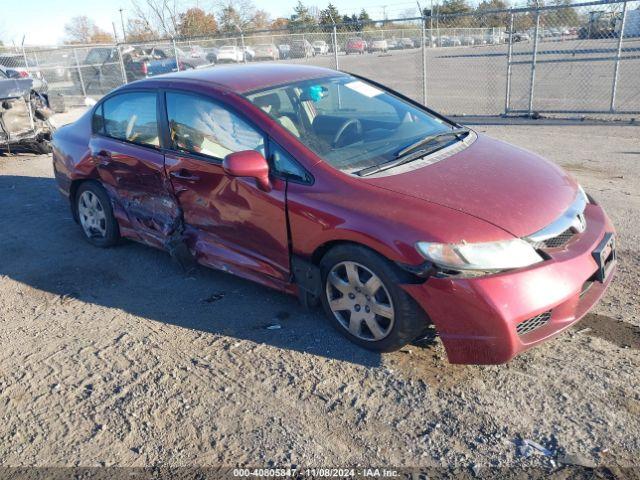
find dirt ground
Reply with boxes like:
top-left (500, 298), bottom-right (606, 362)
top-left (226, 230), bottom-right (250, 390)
top-left (0, 110), bottom-right (639, 473)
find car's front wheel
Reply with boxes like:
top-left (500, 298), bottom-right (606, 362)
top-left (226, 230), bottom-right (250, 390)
top-left (320, 245), bottom-right (429, 352)
top-left (75, 181), bottom-right (119, 247)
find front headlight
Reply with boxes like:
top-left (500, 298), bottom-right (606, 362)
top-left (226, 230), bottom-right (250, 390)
top-left (416, 238), bottom-right (543, 272)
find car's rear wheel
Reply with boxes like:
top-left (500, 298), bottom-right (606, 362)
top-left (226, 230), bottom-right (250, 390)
top-left (75, 182), bottom-right (119, 247)
top-left (320, 245), bottom-right (429, 352)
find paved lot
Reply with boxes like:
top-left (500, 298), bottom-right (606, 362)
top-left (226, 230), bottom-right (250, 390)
top-left (45, 36), bottom-right (640, 118)
top-left (0, 110), bottom-right (639, 471)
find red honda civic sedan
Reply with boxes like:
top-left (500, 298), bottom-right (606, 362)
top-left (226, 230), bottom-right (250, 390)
top-left (51, 64), bottom-right (616, 364)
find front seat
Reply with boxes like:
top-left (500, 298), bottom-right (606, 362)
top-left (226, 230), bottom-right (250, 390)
top-left (253, 93), bottom-right (300, 138)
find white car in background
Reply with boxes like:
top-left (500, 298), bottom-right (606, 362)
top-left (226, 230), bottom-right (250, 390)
top-left (216, 46), bottom-right (244, 63)
top-left (312, 41), bottom-right (329, 55)
top-left (368, 40), bottom-right (389, 53)
top-left (254, 44), bottom-right (280, 60)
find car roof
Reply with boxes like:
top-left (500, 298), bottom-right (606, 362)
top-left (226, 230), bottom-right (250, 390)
top-left (146, 63), bottom-right (343, 94)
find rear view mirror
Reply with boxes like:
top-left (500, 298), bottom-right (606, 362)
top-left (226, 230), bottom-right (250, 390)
top-left (223, 150), bottom-right (271, 191)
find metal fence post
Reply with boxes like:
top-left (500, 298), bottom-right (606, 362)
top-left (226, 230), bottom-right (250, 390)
top-left (116, 44), bottom-right (128, 84)
top-left (421, 15), bottom-right (428, 105)
top-left (332, 23), bottom-right (339, 70)
top-left (504, 11), bottom-right (514, 114)
top-left (172, 37), bottom-right (180, 71)
top-left (527, 10), bottom-right (541, 117)
top-left (72, 48), bottom-right (87, 97)
top-left (610, 1), bottom-right (628, 112)
top-left (240, 32), bottom-right (247, 64)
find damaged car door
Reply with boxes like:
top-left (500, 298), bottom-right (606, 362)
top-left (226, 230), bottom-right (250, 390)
top-left (90, 90), bottom-right (181, 249)
top-left (162, 91), bottom-right (291, 287)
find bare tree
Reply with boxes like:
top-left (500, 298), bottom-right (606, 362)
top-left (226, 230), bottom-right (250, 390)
top-left (215, 0), bottom-right (257, 32)
top-left (131, 0), bottom-right (182, 38)
top-left (64, 16), bottom-right (94, 43)
top-left (64, 16), bottom-right (115, 44)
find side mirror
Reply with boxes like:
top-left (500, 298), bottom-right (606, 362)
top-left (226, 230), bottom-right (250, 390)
top-left (223, 150), bottom-right (271, 192)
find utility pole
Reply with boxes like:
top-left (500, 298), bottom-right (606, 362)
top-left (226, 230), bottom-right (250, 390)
top-left (112, 21), bottom-right (119, 42)
top-left (119, 8), bottom-right (127, 42)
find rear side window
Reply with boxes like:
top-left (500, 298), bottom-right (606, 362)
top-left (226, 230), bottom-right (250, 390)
top-left (101, 92), bottom-right (159, 147)
top-left (165, 92), bottom-right (265, 160)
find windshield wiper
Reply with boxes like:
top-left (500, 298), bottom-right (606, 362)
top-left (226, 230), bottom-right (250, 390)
top-left (396, 127), bottom-right (470, 158)
top-left (356, 127), bottom-right (470, 177)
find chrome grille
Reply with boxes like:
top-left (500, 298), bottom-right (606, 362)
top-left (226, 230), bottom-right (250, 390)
top-left (516, 311), bottom-right (552, 336)
top-left (530, 228), bottom-right (576, 250)
top-left (526, 193), bottom-right (587, 251)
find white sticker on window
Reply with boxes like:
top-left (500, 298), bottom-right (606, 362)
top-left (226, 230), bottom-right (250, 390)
top-left (344, 80), bottom-right (383, 98)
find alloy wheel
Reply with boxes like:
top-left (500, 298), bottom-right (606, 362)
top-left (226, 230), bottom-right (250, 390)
top-left (325, 261), bottom-right (395, 341)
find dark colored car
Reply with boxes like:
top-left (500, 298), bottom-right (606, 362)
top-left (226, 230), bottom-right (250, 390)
top-left (51, 64), bottom-right (616, 364)
top-left (289, 40), bottom-right (314, 59)
top-left (72, 46), bottom-right (212, 94)
top-left (345, 38), bottom-right (367, 54)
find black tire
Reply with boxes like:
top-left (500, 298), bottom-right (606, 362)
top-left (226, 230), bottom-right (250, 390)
top-left (319, 244), bottom-right (429, 352)
top-left (75, 181), bottom-right (120, 248)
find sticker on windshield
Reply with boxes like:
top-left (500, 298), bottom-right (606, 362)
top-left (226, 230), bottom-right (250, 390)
top-left (345, 81), bottom-right (383, 98)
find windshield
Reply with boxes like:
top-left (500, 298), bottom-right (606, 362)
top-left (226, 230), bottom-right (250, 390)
top-left (245, 75), bottom-right (454, 172)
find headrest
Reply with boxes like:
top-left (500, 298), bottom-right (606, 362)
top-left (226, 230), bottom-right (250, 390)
top-left (253, 93), bottom-right (281, 111)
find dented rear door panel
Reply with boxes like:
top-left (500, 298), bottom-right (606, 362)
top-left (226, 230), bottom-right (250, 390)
top-left (89, 135), bottom-right (182, 249)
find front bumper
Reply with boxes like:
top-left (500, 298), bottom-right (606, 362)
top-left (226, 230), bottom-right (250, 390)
top-left (402, 202), bottom-right (616, 364)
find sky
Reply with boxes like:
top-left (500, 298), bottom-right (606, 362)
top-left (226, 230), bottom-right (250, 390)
top-left (0, 0), bottom-right (429, 46)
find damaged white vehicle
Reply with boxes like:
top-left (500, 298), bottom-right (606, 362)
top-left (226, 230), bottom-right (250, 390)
top-left (0, 66), bottom-right (54, 154)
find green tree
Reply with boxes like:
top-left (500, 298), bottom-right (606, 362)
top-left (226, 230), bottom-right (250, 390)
top-left (319, 3), bottom-right (340, 25)
top-left (438, 0), bottom-right (472, 26)
top-left (545, 0), bottom-right (580, 27)
top-left (476, 0), bottom-right (509, 28)
top-left (289, 1), bottom-right (317, 29)
top-left (358, 9), bottom-right (371, 23)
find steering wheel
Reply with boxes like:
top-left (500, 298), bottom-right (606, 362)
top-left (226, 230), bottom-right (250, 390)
top-left (332, 118), bottom-right (363, 148)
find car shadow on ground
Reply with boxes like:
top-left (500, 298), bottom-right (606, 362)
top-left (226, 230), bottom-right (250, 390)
top-left (0, 174), bottom-right (424, 368)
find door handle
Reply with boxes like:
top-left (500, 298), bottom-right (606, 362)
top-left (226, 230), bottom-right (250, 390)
top-left (170, 170), bottom-right (200, 182)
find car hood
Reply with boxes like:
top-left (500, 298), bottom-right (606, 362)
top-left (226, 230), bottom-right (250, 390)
top-left (363, 133), bottom-right (578, 238)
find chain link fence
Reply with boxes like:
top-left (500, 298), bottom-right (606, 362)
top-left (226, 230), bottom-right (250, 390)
top-left (1, 0), bottom-right (638, 117)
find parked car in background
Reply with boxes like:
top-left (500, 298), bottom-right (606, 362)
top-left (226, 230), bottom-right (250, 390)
top-left (345, 38), bottom-right (367, 54)
top-left (509, 32), bottom-right (530, 42)
top-left (0, 67), bottom-right (53, 154)
top-left (290, 39), bottom-right (314, 58)
top-left (205, 47), bottom-right (220, 64)
top-left (254, 44), bottom-right (280, 61)
top-left (188, 46), bottom-right (207, 59)
top-left (439, 36), bottom-right (462, 47)
top-left (368, 40), bottom-right (388, 53)
top-left (461, 36), bottom-right (476, 45)
top-left (242, 46), bottom-right (256, 62)
top-left (216, 46), bottom-right (245, 63)
top-left (387, 39), bottom-right (401, 50)
top-left (312, 41), bottom-right (329, 55)
top-left (0, 54), bottom-right (48, 93)
top-left (71, 46), bottom-right (213, 93)
top-left (278, 44), bottom-right (291, 59)
top-left (399, 38), bottom-right (414, 49)
top-left (51, 64), bottom-right (616, 364)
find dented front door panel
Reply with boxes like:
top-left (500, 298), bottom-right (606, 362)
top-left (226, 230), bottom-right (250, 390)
top-left (165, 152), bottom-right (291, 288)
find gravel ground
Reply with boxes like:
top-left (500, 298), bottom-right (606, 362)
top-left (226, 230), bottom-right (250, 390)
top-left (0, 110), bottom-right (639, 473)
